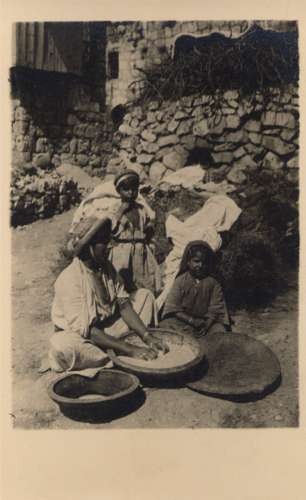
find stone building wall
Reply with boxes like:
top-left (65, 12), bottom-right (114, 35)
top-left (105, 20), bottom-right (297, 109)
top-left (11, 75), bottom-right (113, 174)
top-left (107, 84), bottom-right (299, 188)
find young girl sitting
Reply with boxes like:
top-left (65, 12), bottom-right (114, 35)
top-left (109, 170), bottom-right (161, 295)
top-left (160, 240), bottom-right (230, 337)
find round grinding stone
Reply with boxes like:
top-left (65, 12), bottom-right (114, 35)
top-left (187, 332), bottom-right (281, 401)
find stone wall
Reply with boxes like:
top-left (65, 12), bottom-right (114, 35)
top-left (11, 70), bottom-right (113, 175)
top-left (107, 84), bottom-right (299, 188)
top-left (105, 20), bottom-right (297, 108)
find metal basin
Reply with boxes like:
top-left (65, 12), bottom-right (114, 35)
top-left (48, 369), bottom-right (143, 422)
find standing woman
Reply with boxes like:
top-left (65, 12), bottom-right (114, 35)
top-left (109, 170), bottom-right (161, 295)
top-left (48, 216), bottom-right (167, 373)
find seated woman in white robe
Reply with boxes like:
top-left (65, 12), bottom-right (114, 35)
top-left (49, 216), bottom-right (167, 372)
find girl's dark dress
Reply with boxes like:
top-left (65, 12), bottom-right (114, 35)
top-left (160, 241), bottom-right (230, 336)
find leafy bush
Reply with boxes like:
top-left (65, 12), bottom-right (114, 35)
top-left (131, 25), bottom-right (298, 104)
top-left (11, 166), bottom-right (81, 226)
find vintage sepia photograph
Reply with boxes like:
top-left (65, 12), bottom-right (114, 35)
top-left (10, 20), bottom-right (299, 429)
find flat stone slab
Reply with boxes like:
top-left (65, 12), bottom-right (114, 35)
top-left (187, 332), bottom-right (281, 401)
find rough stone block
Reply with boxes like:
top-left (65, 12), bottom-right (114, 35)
top-left (180, 95), bottom-right (194, 107)
top-left (262, 135), bottom-right (296, 155)
top-left (193, 96), bottom-right (202, 106)
top-left (215, 130), bottom-right (242, 144)
top-left (146, 111), bottom-right (157, 124)
top-left (148, 101), bottom-right (159, 111)
top-left (278, 92), bottom-right (292, 104)
top-left (136, 153), bottom-right (154, 165)
top-left (174, 110), bottom-right (187, 120)
top-left (163, 151), bottom-right (188, 171)
top-left (150, 123), bottom-right (165, 135)
top-left (157, 134), bottom-right (179, 147)
top-left (287, 155), bottom-right (298, 168)
top-left (193, 119), bottom-right (209, 136)
top-left (262, 151), bottom-right (284, 170)
top-left (119, 123), bottom-right (139, 136)
top-left (192, 106), bottom-right (204, 119)
top-left (227, 99), bottom-right (239, 109)
top-left (181, 135), bottom-right (196, 150)
top-left (195, 137), bottom-right (211, 149)
top-left (262, 111), bottom-right (276, 127)
top-left (224, 90), bottom-right (239, 101)
top-left (225, 115), bottom-right (240, 129)
top-left (235, 154), bottom-right (258, 171)
top-left (177, 119), bottom-right (193, 136)
top-left (214, 142), bottom-right (237, 152)
top-left (69, 138), bottom-right (78, 154)
top-left (275, 112), bottom-right (296, 129)
top-left (222, 106), bottom-right (235, 115)
top-left (227, 165), bottom-right (247, 184)
top-left (174, 145), bottom-right (188, 157)
top-left (207, 116), bottom-right (226, 135)
top-left (245, 120), bottom-right (261, 133)
top-left (212, 151), bottom-right (234, 164)
top-left (136, 144), bottom-right (143, 155)
top-left (156, 147), bottom-right (172, 160)
top-left (167, 120), bottom-right (179, 133)
top-left (133, 107), bottom-right (144, 120)
top-left (141, 130), bottom-right (156, 142)
top-left (149, 161), bottom-right (166, 183)
top-left (121, 136), bottom-right (138, 150)
top-left (141, 141), bottom-right (159, 154)
top-left (249, 132), bottom-right (262, 145)
top-left (245, 143), bottom-right (263, 156)
top-left (155, 111), bottom-right (163, 122)
top-left (201, 95), bottom-right (211, 105)
top-left (233, 146), bottom-right (247, 159)
top-left (262, 128), bottom-right (282, 136)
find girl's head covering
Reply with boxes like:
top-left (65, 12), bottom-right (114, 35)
top-left (177, 240), bottom-right (215, 277)
top-left (66, 216), bottom-right (112, 257)
top-left (114, 169), bottom-right (140, 191)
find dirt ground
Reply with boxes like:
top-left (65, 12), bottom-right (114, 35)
top-left (11, 208), bottom-right (298, 429)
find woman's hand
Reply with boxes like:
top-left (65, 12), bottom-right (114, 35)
top-left (191, 318), bottom-right (207, 330)
top-left (144, 334), bottom-right (169, 354)
top-left (193, 318), bottom-right (216, 338)
top-left (130, 345), bottom-right (158, 361)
